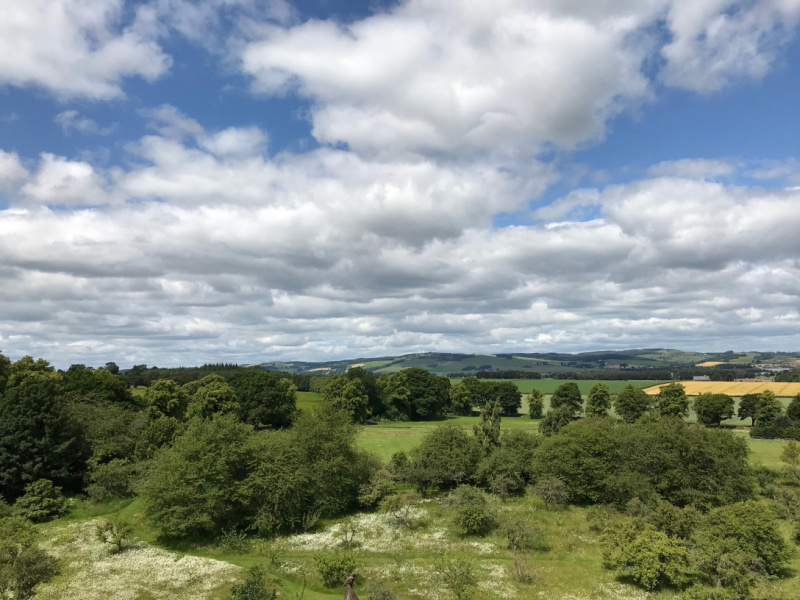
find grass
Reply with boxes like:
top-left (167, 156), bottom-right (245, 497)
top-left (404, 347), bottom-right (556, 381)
top-left (39, 485), bottom-right (800, 600)
top-left (456, 379), bottom-right (668, 394)
top-left (297, 391), bottom-right (324, 411)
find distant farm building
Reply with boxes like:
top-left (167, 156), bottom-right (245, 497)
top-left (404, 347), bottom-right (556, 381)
top-left (693, 375), bottom-right (711, 381)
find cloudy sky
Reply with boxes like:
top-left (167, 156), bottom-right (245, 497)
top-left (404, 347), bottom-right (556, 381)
top-left (1, 0), bottom-right (799, 368)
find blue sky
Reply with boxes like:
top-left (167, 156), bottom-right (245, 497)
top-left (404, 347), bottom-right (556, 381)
top-left (1, 0), bottom-right (799, 368)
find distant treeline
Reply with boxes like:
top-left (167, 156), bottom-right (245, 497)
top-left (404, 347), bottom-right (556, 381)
top-left (776, 368), bottom-right (800, 382)
top-left (447, 367), bottom-right (758, 381)
top-left (122, 363), bottom-right (314, 391)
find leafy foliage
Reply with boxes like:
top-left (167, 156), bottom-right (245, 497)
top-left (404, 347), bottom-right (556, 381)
top-left (585, 383), bottom-right (611, 417)
top-left (602, 522), bottom-right (689, 590)
top-left (447, 485), bottom-right (496, 536)
top-left (0, 372), bottom-right (88, 501)
top-left (656, 383), bottom-right (689, 418)
top-left (538, 405), bottom-right (576, 437)
top-left (138, 414), bottom-right (259, 538)
top-left (527, 388), bottom-right (544, 419)
top-left (550, 382), bottom-right (582, 413)
top-left (476, 429), bottom-right (539, 497)
top-left (473, 400), bottom-right (501, 454)
top-left (693, 393), bottom-right (734, 427)
top-left (434, 554), bottom-right (476, 600)
top-left (323, 374), bottom-right (370, 423)
top-left (378, 368), bottom-right (450, 421)
top-left (737, 393), bottom-right (760, 426)
top-left (95, 515), bottom-right (134, 554)
top-left (313, 550), bottom-right (357, 588)
top-left (226, 370), bottom-right (297, 429)
top-left (184, 374), bottom-right (240, 420)
top-left (13, 480), bottom-right (64, 523)
top-left (530, 477), bottom-right (568, 509)
top-left (532, 418), bottom-right (754, 509)
top-left (406, 423), bottom-right (481, 493)
top-left (614, 384), bottom-right (652, 423)
top-left (0, 516), bottom-right (58, 600)
top-left (754, 390), bottom-right (783, 426)
top-left (693, 500), bottom-right (792, 578)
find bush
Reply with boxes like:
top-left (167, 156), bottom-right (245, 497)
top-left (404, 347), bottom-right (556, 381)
top-left (380, 492), bottom-right (421, 530)
top-left (645, 500), bottom-right (699, 539)
top-left (509, 555), bottom-right (535, 585)
top-left (228, 565), bottom-right (277, 600)
top-left (137, 415), bottom-right (257, 538)
top-left (313, 550), bottom-right (357, 588)
top-left (406, 423), bottom-right (481, 493)
top-left (367, 581), bottom-right (395, 600)
top-left (358, 467), bottom-right (396, 508)
top-left (502, 518), bottom-right (547, 552)
top-left (448, 485), bottom-right (496, 536)
top-left (476, 429), bottom-right (539, 498)
top-left (434, 554), bottom-right (476, 600)
top-left (13, 480), bottom-right (64, 523)
top-left (586, 504), bottom-right (619, 532)
top-left (602, 522), bottom-right (689, 590)
top-left (95, 515), bottom-right (134, 554)
top-left (530, 477), bottom-right (569, 509)
top-left (694, 500), bottom-right (792, 578)
top-left (0, 516), bottom-right (59, 600)
top-left (538, 405), bottom-right (577, 437)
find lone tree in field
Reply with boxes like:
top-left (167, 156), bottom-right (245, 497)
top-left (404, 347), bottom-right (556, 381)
top-left (786, 393), bottom-right (800, 422)
top-left (550, 382), bottom-right (582, 413)
top-left (656, 383), bottom-right (689, 419)
top-left (586, 383), bottom-right (611, 417)
top-left (473, 400), bottom-right (502, 454)
top-left (528, 388), bottom-right (544, 419)
top-left (754, 390), bottom-right (783, 426)
top-left (693, 393), bottom-right (734, 427)
top-left (737, 393), bottom-right (760, 426)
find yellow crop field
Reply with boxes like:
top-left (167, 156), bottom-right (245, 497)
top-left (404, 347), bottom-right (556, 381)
top-left (643, 381), bottom-right (800, 397)
top-left (696, 361), bottom-right (724, 367)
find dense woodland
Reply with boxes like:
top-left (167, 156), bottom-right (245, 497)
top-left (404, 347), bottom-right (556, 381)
top-left (2, 351), bottom-right (800, 599)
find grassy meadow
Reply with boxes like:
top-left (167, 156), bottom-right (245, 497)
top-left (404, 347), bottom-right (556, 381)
top-left (34, 378), bottom-right (798, 600)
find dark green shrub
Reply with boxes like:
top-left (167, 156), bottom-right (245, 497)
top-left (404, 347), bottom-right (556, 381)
top-left (645, 501), bottom-right (699, 539)
top-left (406, 423), bottom-right (481, 493)
top-left (694, 500), bottom-right (792, 578)
top-left (0, 516), bottom-right (58, 600)
top-left (538, 405), bottom-right (577, 437)
top-left (13, 480), bottom-right (64, 523)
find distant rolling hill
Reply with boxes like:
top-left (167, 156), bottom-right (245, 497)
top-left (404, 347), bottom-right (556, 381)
top-left (260, 349), bottom-right (799, 375)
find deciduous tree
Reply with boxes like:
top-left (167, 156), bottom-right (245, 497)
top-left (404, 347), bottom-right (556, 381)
top-left (657, 383), bottom-right (689, 419)
top-left (586, 383), bottom-right (612, 417)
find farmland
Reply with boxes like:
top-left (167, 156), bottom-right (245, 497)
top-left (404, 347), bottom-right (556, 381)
top-left (642, 380), bottom-right (800, 397)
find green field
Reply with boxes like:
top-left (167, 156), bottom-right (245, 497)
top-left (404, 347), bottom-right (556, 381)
top-left (296, 390), bottom-right (324, 410)
top-left (467, 378), bottom-right (668, 394)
